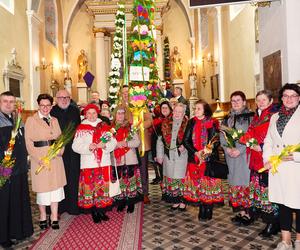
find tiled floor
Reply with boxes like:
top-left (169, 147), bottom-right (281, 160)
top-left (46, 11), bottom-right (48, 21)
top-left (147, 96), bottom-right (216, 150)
top-left (2, 172), bottom-right (281, 250)
top-left (142, 178), bottom-right (281, 250)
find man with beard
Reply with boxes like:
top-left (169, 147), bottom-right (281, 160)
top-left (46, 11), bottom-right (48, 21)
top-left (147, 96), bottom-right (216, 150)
top-left (51, 90), bottom-right (81, 215)
top-left (0, 91), bottom-right (33, 248)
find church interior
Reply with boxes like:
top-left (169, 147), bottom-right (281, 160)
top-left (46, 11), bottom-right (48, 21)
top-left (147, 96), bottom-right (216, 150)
top-left (1, 0), bottom-right (300, 249)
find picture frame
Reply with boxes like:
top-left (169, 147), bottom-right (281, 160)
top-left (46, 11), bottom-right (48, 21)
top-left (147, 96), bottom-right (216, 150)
top-left (210, 74), bottom-right (219, 100)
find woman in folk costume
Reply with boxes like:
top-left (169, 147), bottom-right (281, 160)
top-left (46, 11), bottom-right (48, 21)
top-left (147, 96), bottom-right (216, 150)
top-left (183, 100), bottom-right (224, 221)
top-left (72, 104), bottom-right (117, 223)
top-left (111, 106), bottom-right (143, 213)
top-left (156, 103), bottom-right (188, 211)
top-left (220, 91), bottom-right (254, 226)
top-left (238, 90), bottom-right (279, 236)
top-left (150, 101), bottom-right (173, 184)
top-left (263, 84), bottom-right (300, 250)
top-left (25, 94), bottom-right (66, 230)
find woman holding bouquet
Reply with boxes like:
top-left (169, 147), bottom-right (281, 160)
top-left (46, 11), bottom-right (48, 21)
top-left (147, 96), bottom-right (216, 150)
top-left (183, 100), bottom-right (224, 220)
top-left (72, 104), bottom-right (117, 223)
top-left (263, 84), bottom-right (300, 250)
top-left (239, 90), bottom-right (279, 237)
top-left (25, 94), bottom-right (66, 230)
top-left (112, 106), bottom-right (143, 213)
top-left (156, 103), bottom-right (188, 210)
top-left (220, 91), bottom-right (254, 225)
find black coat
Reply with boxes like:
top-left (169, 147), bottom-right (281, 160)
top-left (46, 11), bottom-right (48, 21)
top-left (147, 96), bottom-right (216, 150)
top-left (183, 118), bottom-right (220, 164)
top-left (0, 115), bottom-right (33, 242)
top-left (0, 126), bottom-right (28, 176)
top-left (50, 104), bottom-right (81, 214)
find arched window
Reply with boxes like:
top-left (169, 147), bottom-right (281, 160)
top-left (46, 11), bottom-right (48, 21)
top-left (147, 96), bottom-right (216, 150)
top-left (44, 0), bottom-right (57, 47)
top-left (0, 0), bottom-right (14, 14)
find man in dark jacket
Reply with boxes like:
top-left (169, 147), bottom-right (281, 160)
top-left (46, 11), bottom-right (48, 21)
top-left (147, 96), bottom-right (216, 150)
top-left (174, 87), bottom-right (190, 117)
top-left (0, 91), bottom-right (33, 248)
top-left (51, 90), bottom-right (81, 215)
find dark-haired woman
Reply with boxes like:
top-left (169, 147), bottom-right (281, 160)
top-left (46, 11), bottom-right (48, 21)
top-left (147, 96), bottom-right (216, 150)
top-left (239, 90), bottom-right (279, 236)
top-left (151, 101), bottom-right (173, 184)
top-left (264, 83), bottom-right (300, 250)
top-left (220, 91), bottom-right (254, 225)
top-left (183, 100), bottom-right (224, 220)
top-left (25, 94), bottom-right (66, 230)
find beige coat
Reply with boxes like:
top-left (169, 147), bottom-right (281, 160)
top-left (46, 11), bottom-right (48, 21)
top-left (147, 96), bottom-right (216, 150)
top-left (139, 111), bottom-right (153, 152)
top-left (25, 113), bottom-right (66, 193)
top-left (114, 133), bottom-right (140, 166)
top-left (263, 106), bottom-right (300, 209)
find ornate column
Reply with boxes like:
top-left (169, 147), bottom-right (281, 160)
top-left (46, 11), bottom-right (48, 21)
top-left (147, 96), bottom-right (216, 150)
top-left (216, 7), bottom-right (225, 102)
top-left (26, 9), bottom-right (42, 109)
top-left (188, 36), bottom-right (197, 117)
top-left (104, 35), bottom-right (112, 81)
top-left (95, 29), bottom-right (107, 99)
top-left (156, 28), bottom-right (164, 81)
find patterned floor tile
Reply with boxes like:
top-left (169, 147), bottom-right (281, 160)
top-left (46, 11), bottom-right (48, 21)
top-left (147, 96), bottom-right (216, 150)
top-left (1, 170), bottom-right (282, 250)
top-left (142, 174), bottom-right (281, 250)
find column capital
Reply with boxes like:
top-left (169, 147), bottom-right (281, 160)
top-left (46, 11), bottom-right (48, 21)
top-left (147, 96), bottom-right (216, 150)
top-left (93, 27), bottom-right (110, 36)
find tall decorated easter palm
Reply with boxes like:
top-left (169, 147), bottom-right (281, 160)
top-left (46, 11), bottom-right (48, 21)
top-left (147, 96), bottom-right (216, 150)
top-left (127, 0), bottom-right (160, 155)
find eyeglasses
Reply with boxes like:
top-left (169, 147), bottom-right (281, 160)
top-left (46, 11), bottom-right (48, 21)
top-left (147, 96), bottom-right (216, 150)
top-left (282, 94), bottom-right (299, 99)
top-left (39, 105), bottom-right (52, 108)
top-left (57, 96), bottom-right (70, 100)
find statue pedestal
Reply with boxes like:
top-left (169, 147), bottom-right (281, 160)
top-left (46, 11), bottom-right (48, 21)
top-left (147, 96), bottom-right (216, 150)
top-left (64, 79), bottom-right (72, 95)
top-left (172, 79), bottom-right (185, 97)
top-left (189, 95), bottom-right (198, 117)
top-left (77, 82), bottom-right (89, 104)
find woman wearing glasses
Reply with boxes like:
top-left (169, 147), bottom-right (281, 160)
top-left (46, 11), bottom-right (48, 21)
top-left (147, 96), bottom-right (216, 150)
top-left (263, 83), bottom-right (300, 250)
top-left (220, 91), bottom-right (254, 225)
top-left (25, 94), bottom-right (66, 230)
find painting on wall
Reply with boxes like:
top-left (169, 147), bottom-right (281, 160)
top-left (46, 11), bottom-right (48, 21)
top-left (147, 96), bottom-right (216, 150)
top-left (190, 0), bottom-right (257, 8)
top-left (44, 0), bottom-right (57, 46)
top-left (210, 74), bottom-right (219, 100)
top-left (263, 50), bottom-right (282, 101)
top-left (9, 78), bottom-right (21, 98)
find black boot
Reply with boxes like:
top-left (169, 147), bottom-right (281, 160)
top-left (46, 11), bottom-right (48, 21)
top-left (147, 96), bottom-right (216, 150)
top-left (99, 211), bottom-right (109, 221)
top-left (127, 204), bottom-right (135, 213)
top-left (206, 205), bottom-right (213, 220)
top-left (259, 223), bottom-right (280, 237)
top-left (91, 210), bottom-right (101, 224)
top-left (198, 204), bottom-right (207, 221)
top-left (240, 215), bottom-right (254, 226)
top-left (117, 203), bottom-right (126, 212)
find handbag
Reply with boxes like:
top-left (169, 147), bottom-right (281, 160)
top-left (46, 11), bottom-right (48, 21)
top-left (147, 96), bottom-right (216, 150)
top-left (204, 160), bottom-right (228, 179)
top-left (108, 156), bottom-right (121, 197)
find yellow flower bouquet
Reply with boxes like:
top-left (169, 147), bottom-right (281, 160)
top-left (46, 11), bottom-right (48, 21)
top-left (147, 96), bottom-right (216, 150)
top-left (35, 123), bottom-right (75, 175)
top-left (258, 143), bottom-right (300, 175)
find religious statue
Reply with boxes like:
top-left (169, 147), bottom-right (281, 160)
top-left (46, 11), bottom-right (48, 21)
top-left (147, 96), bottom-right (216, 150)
top-left (171, 46), bottom-right (183, 79)
top-left (77, 49), bottom-right (88, 82)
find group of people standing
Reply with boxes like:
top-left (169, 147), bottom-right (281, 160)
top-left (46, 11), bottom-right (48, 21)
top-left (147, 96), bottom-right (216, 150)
top-left (0, 83), bottom-right (300, 250)
top-left (151, 83), bottom-right (300, 250)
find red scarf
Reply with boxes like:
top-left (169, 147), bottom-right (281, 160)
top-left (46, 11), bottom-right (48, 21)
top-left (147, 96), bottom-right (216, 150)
top-left (113, 123), bottom-right (130, 164)
top-left (188, 117), bottom-right (218, 180)
top-left (93, 122), bottom-right (112, 164)
top-left (161, 116), bottom-right (188, 148)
